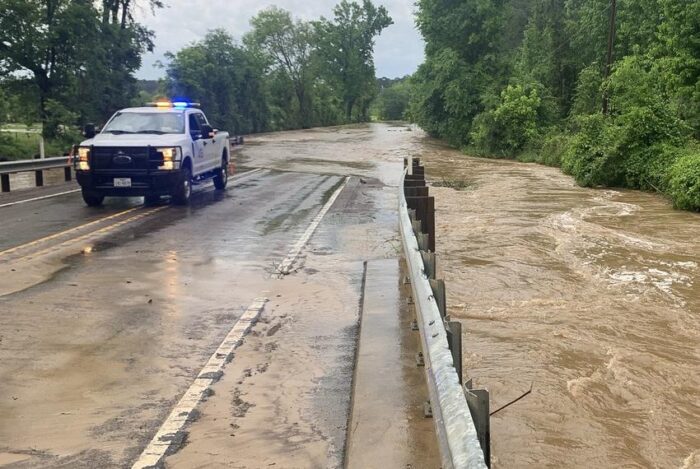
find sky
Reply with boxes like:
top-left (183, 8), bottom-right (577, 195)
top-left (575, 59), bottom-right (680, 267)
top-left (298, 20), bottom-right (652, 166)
top-left (134, 0), bottom-right (425, 81)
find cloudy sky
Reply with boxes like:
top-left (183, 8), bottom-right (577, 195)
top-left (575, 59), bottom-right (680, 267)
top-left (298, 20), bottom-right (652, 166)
top-left (134, 0), bottom-right (425, 80)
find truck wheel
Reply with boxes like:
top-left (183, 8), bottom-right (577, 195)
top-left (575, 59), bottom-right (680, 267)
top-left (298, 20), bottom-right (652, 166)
top-left (172, 167), bottom-right (192, 205)
top-left (213, 157), bottom-right (228, 190)
top-left (82, 189), bottom-right (104, 207)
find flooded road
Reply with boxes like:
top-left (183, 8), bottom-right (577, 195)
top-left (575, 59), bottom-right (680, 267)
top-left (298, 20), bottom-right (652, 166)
top-left (2, 123), bottom-right (697, 467)
top-left (416, 138), bottom-right (700, 468)
top-left (0, 123), bottom-right (438, 468)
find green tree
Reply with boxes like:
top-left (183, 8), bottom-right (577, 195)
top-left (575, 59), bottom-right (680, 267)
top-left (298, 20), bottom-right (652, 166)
top-left (315, 0), bottom-right (393, 121)
top-left (0, 0), bottom-right (100, 136)
top-left (0, 0), bottom-right (158, 135)
top-left (244, 7), bottom-right (315, 128)
top-left (166, 30), bottom-right (269, 134)
top-left (376, 78), bottom-right (411, 120)
top-left (411, 0), bottom-right (699, 210)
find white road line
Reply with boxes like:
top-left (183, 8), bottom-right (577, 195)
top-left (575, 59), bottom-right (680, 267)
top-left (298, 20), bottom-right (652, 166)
top-left (0, 189), bottom-right (81, 209)
top-left (132, 172), bottom-right (344, 467)
top-left (0, 168), bottom-right (264, 210)
top-left (132, 298), bottom-right (268, 469)
top-left (274, 176), bottom-right (350, 277)
top-left (231, 167), bottom-right (265, 183)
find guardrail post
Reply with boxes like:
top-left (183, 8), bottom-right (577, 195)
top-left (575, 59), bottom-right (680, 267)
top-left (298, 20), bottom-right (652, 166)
top-left (35, 170), bottom-right (44, 187)
top-left (404, 186), bottom-right (429, 198)
top-left (446, 321), bottom-right (462, 384)
top-left (465, 380), bottom-right (491, 468)
top-left (64, 167), bottom-right (72, 182)
top-left (1, 174), bottom-right (9, 193)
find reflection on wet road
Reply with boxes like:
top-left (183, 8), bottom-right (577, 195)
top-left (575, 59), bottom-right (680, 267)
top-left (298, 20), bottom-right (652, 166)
top-left (418, 139), bottom-right (700, 468)
top-left (0, 123), bottom-right (434, 468)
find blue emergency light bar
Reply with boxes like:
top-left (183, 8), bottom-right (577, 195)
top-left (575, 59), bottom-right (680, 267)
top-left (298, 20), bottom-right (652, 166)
top-left (147, 101), bottom-right (201, 109)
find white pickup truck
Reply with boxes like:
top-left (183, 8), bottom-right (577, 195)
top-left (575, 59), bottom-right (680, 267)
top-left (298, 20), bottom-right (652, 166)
top-left (75, 102), bottom-right (230, 206)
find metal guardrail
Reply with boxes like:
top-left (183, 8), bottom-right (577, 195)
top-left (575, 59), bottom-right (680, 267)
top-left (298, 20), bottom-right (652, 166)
top-left (399, 157), bottom-right (489, 469)
top-left (0, 156), bottom-right (73, 193)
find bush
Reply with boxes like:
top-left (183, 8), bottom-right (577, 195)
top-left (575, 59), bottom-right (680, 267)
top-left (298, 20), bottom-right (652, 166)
top-left (471, 84), bottom-right (540, 154)
top-left (561, 114), bottom-right (624, 186)
top-left (562, 56), bottom-right (692, 189)
top-left (0, 129), bottom-right (80, 161)
top-left (667, 150), bottom-right (700, 211)
top-left (538, 133), bottom-right (572, 167)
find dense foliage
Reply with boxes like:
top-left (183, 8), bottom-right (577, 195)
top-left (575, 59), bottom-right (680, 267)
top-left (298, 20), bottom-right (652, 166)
top-left (169, 0), bottom-right (392, 132)
top-left (373, 76), bottom-right (411, 120)
top-left (409, 0), bottom-right (700, 210)
top-left (0, 0), bottom-right (391, 158)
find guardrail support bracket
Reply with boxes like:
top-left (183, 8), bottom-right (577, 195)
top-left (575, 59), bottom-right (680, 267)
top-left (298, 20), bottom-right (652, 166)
top-left (446, 321), bottom-right (463, 384)
top-left (415, 352), bottom-right (425, 367)
top-left (420, 251), bottom-right (436, 279)
top-left (423, 400), bottom-right (433, 418)
top-left (429, 279), bottom-right (446, 318)
top-left (1, 174), bottom-right (9, 193)
top-left (465, 379), bottom-right (491, 467)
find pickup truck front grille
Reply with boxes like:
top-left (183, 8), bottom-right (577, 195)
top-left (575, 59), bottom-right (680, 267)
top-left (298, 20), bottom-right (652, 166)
top-left (91, 147), bottom-right (161, 172)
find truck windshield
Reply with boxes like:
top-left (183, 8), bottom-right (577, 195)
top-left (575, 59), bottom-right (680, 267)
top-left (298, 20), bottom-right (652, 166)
top-left (102, 112), bottom-right (185, 134)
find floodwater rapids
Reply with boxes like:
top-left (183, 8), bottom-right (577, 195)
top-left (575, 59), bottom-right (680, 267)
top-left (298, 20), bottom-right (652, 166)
top-left (415, 137), bottom-right (700, 468)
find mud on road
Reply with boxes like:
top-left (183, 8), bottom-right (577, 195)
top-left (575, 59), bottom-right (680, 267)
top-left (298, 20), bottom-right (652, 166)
top-left (4, 123), bottom-right (694, 468)
top-left (0, 123), bottom-right (437, 468)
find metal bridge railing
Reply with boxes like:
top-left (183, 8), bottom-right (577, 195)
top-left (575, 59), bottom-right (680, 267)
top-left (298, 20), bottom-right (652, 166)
top-left (399, 157), bottom-right (490, 469)
top-left (0, 156), bottom-right (73, 193)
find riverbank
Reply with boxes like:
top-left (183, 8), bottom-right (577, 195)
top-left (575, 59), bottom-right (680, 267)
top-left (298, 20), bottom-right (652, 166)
top-left (416, 134), bottom-right (700, 468)
top-left (464, 131), bottom-right (700, 213)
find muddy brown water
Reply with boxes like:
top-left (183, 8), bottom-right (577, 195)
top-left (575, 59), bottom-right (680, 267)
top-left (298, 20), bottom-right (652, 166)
top-left (414, 137), bottom-right (700, 468)
top-left (3, 124), bottom-right (697, 467)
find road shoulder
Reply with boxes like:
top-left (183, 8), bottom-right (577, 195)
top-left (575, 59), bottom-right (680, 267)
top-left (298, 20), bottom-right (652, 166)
top-left (345, 258), bottom-right (440, 469)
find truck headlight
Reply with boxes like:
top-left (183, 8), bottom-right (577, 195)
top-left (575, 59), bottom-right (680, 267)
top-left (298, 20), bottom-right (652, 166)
top-left (157, 147), bottom-right (181, 170)
top-left (77, 147), bottom-right (90, 171)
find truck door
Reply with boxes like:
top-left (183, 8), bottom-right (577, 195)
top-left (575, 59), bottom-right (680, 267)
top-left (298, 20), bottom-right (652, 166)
top-left (195, 113), bottom-right (218, 170)
top-left (188, 113), bottom-right (208, 175)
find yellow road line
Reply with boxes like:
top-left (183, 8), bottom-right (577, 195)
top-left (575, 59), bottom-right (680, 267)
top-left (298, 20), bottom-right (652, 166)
top-left (0, 206), bottom-right (142, 259)
top-left (0, 167), bottom-right (265, 261)
top-left (21, 206), bottom-right (169, 261)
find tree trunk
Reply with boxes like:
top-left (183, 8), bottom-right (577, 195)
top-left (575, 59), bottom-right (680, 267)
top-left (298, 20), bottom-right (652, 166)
top-left (345, 98), bottom-right (355, 121)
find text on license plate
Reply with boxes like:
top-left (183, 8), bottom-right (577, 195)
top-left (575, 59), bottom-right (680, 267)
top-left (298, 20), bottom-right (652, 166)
top-left (114, 178), bottom-right (132, 188)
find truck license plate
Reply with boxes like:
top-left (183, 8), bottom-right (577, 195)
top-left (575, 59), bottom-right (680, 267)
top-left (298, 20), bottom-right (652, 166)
top-left (114, 178), bottom-right (131, 188)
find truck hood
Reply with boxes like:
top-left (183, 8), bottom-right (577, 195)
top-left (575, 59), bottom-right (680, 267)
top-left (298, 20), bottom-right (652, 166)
top-left (80, 133), bottom-right (188, 147)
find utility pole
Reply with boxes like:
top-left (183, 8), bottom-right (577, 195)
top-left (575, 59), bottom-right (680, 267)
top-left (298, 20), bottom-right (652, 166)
top-left (602, 0), bottom-right (617, 115)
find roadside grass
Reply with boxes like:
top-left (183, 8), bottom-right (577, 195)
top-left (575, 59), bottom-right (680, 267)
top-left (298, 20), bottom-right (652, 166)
top-left (430, 177), bottom-right (475, 191)
top-left (0, 124), bottom-right (76, 161)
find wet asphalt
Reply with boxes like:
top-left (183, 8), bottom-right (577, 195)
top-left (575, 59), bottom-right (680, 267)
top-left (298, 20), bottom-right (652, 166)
top-left (0, 123), bottom-right (432, 468)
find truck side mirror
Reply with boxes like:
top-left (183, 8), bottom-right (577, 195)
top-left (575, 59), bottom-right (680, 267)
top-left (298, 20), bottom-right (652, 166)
top-left (201, 124), bottom-right (214, 139)
top-left (84, 123), bottom-right (96, 139)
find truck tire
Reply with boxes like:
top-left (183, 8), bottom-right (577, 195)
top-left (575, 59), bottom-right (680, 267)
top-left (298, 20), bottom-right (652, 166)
top-left (213, 156), bottom-right (228, 190)
top-left (172, 167), bottom-right (192, 205)
top-left (82, 189), bottom-right (104, 207)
